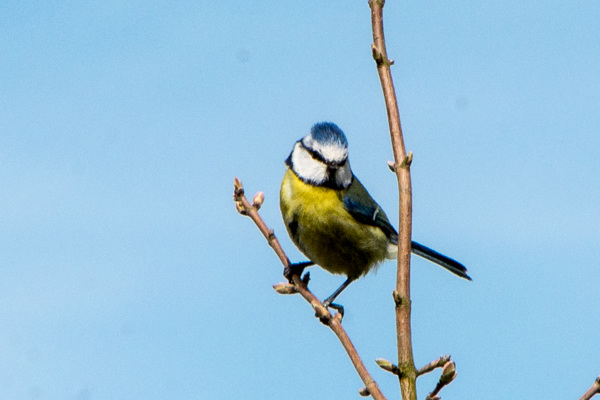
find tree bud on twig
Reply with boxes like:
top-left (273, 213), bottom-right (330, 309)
top-left (440, 361), bottom-right (457, 385)
top-left (376, 358), bottom-right (399, 375)
top-left (392, 290), bottom-right (402, 306)
top-left (417, 355), bottom-right (451, 377)
top-left (272, 282), bottom-right (297, 295)
top-left (233, 177), bottom-right (244, 196)
top-left (399, 151), bottom-right (413, 169)
top-left (252, 191), bottom-right (265, 209)
top-left (235, 201), bottom-right (248, 215)
top-left (358, 387), bottom-right (370, 397)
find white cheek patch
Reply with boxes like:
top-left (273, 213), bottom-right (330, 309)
top-left (291, 143), bottom-right (328, 184)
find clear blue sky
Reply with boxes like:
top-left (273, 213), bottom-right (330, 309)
top-left (1, 1), bottom-right (599, 399)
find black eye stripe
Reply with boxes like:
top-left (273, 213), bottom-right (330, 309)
top-left (299, 140), bottom-right (346, 167)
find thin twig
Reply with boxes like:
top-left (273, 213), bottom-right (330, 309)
top-left (425, 360), bottom-right (457, 400)
top-left (416, 355), bottom-right (451, 377)
top-left (233, 177), bottom-right (387, 400)
top-left (376, 358), bottom-right (401, 376)
top-left (368, 1), bottom-right (416, 399)
top-left (578, 375), bottom-right (600, 400)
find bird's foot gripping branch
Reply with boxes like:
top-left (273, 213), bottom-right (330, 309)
top-left (233, 177), bottom-right (388, 400)
top-left (233, 177), bottom-right (462, 400)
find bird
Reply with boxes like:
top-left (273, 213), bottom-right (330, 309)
top-left (279, 122), bottom-right (470, 307)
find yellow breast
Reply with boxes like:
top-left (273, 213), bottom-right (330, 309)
top-left (280, 169), bottom-right (389, 279)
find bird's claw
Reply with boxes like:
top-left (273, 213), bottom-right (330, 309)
top-left (323, 301), bottom-right (344, 317)
top-left (283, 261), bottom-right (313, 283)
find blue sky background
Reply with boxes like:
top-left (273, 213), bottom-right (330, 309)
top-left (1, 1), bottom-right (599, 399)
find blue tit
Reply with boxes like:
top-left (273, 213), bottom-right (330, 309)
top-left (280, 122), bottom-right (470, 306)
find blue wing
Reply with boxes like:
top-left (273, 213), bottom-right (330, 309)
top-left (342, 176), bottom-right (471, 280)
top-left (342, 177), bottom-right (398, 242)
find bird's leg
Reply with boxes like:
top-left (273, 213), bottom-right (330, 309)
top-left (323, 277), bottom-right (356, 309)
top-left (284, 261), bottom-right (314, 283)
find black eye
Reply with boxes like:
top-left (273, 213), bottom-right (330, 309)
top-left (327, 158), bottom-right (346, 168)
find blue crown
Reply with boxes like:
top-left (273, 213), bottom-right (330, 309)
top-left (310, 122), bottom-right (348, 149)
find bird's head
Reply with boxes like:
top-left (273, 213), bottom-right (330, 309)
top-left (285, 122), bottom-right (353, 189)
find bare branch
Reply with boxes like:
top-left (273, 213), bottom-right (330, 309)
top-left (579, 375), bottom-right (600, 400)
top-left (233, 178), bottom-right (387, 400)
top-left (376, 358), bottom-right (400, 376)
top-left (417, 355), bottom-right (451, 377)
top-left (368, 0), bottom-right (416, 399)
top-left (272, 282), bottom-right (297, 295)
top-left (425, 361), bottom-right (457, 400)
